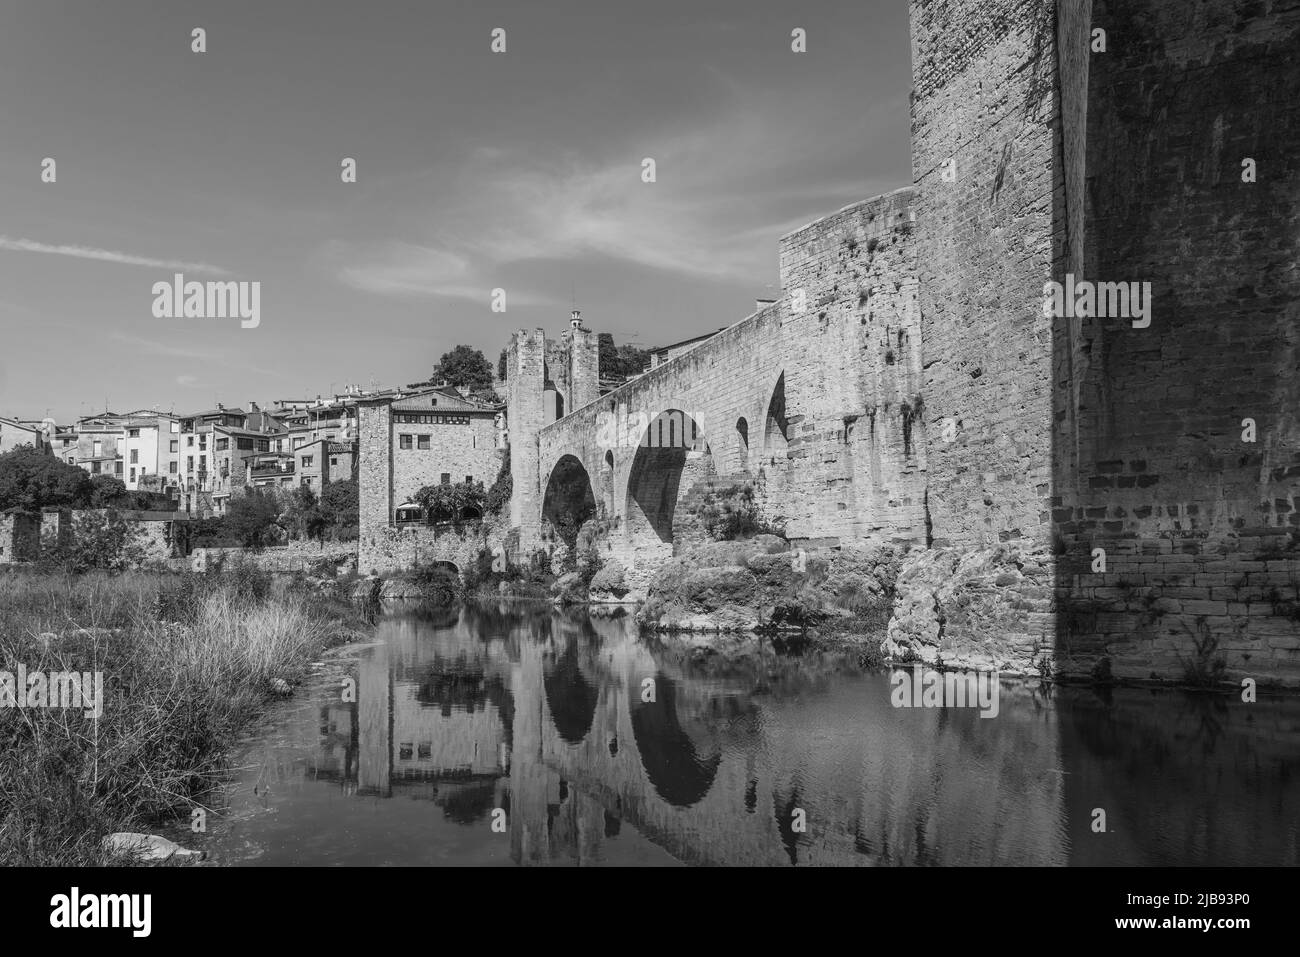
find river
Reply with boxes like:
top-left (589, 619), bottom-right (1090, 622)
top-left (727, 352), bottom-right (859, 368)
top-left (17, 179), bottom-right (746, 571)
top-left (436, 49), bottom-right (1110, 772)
top-left (189, 602), bottom-right (1300, 866)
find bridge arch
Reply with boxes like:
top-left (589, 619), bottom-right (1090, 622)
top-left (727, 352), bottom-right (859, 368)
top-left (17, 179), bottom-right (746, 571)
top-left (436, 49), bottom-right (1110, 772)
top-left (763, 371), bottom-right (789, 464)
top-left (624, 408), bottom-right (714, 547)
top-left (542, 453), bottom-right (598, 551)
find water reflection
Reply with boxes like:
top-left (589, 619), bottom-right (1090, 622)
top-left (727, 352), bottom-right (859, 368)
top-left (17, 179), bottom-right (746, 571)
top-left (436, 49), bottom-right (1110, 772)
top-left (200, 604), bottom-right (1300, 866)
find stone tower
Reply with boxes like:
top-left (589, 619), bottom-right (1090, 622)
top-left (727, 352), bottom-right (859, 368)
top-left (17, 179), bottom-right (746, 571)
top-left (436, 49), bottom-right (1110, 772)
top-left (506, 317), bottom-right (601, 547)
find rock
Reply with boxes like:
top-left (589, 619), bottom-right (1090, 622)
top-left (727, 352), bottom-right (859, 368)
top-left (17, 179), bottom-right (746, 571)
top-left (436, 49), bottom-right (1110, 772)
top-left (588, 559), bottom-right (630, 601)
top-left (102, 832), bottom-right (204, 864)
top-left (550, 571), bottom-right (588, 605)
top-left (270, 677), bottom-right (293, 695)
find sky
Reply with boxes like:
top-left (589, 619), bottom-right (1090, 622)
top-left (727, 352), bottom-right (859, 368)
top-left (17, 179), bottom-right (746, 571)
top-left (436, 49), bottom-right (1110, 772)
top-left (0, 0), bottom-right (912, 422)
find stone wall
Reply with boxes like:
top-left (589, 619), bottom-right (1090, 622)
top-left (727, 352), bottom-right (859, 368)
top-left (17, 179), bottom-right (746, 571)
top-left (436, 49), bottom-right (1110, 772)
top-left (390, 414), bottom-right (500, 511)
top-left (910, 0), bottom-right (1061, 550)
top-left (357, 522), bottom-right (493, 578)
top-left (1052, 0), bottom-right (1300, 684)
top-left (0, 512), bottom-right (39, 564)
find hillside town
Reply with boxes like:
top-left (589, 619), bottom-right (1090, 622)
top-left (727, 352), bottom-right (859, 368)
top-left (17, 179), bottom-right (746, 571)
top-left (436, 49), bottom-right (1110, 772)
top-left (0, 318), bottom-right (679, 565)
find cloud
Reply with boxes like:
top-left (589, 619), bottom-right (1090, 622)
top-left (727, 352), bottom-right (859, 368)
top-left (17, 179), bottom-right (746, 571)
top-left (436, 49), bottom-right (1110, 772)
top-left (0, 236), bottom-right (229, 276)
top-left (326, 240), bottom-right (551, 306)
top-left (175, 374), bottom-right (200, 388)
top-left (322, 100), bottom-right (897, 301)
top-left (109, 332), bottom-right (220, 361)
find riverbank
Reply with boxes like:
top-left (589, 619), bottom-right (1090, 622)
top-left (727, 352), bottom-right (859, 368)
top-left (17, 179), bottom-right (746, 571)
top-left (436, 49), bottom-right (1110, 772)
top-left (0, 565), bottom-right (370, 866)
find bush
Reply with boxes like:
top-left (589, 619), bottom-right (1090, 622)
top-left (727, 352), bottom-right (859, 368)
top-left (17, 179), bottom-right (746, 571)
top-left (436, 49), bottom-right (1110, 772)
top-left (42, 512), bottom-right (146, 573)
top-left (692, 482), bottom-right (784, 541)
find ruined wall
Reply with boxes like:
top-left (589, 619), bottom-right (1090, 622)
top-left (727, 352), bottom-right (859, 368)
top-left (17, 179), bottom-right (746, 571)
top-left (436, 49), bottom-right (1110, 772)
top-left (1053, 0), bottom-right (1300, 683)
top-left (910, 0), bottom-right (1062, 549)
top-left (0, 512), bottom-right (39, 564)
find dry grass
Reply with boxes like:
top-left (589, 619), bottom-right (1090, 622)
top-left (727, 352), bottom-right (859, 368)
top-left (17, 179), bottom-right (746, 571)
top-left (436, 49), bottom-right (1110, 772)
top-left (0, 567), bottom-right (359, 865)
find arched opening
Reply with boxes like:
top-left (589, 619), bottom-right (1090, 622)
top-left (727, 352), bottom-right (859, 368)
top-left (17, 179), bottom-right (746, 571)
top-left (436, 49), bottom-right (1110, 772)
top-left (736, 416), bottom-right (749, 469)
top-left (602, 449), bottom-right (615, 516)
top-left (542, 454), bottom-right (597, 552)
top-left (625, 409), bottom-right (713, 547)
top-left (764, 372), bottom-right (789, 461)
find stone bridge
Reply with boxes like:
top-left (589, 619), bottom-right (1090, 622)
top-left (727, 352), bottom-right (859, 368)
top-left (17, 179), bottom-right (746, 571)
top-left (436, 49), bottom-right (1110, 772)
top-left (513, 188), bottom-right (929, 585)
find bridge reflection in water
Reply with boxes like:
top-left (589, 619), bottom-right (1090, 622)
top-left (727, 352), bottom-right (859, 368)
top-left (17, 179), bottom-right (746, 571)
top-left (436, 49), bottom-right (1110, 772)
top-left (206, 605), bottom-right (1300, 866)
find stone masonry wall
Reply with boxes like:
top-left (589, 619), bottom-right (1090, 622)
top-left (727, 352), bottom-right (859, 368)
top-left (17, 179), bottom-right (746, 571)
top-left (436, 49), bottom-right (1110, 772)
top-left (1053, 0), bottom-right (1300, 684)
top-left (910, 0), bottom-right (1061, 550)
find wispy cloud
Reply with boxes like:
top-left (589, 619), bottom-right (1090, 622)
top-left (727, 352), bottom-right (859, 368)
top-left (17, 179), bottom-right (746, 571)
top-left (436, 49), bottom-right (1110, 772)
top-left (0, 236), bottom-right (229, 276)
top-left (108, 331), bottom-right (220, 361)
top-left (322, 102), bottom-right (896, 301)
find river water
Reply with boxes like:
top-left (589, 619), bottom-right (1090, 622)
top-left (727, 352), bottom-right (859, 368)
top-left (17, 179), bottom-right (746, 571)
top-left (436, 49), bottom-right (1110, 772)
top-left (191, 602), bottom-right (1300, 866)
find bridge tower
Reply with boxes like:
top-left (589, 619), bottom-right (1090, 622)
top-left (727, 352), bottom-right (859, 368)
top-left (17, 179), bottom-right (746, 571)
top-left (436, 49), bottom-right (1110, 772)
top-left (506, 315), bottom-right (600, 553)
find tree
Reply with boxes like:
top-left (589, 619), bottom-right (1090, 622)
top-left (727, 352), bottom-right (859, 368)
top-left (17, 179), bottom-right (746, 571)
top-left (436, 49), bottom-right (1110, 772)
top-left (319, 478), bottom-right (359, 536)
top-left (0, 444), bottom-right (93, 512)
top-left (432, 345), bottom-right (495, 395)
top-left (616, 343), bottom-right (651, 378)
top-left (485, 455), bottom-right (512, 516)
top-left (224, 488), bottom-right (282, 549)
top-left (88, 474), bottom-right (128, 508)
top-left (45, 512), bottom-right (146, 573)
top-left (497, 348), bottom-right (508, 382)
top-left (414, 480), bottom-right (486, 524)
top-left (598, 333), bottom-right (619, 378)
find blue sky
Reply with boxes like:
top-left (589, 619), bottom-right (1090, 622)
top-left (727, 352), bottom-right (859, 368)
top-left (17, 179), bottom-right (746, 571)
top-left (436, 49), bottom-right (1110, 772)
top-left (0, 0), bottom-right (911, 421)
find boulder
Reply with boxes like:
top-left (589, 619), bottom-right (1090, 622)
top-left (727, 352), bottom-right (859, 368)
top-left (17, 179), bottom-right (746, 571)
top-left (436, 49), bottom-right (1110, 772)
top-left (102, 832), bottom-right (204, 864)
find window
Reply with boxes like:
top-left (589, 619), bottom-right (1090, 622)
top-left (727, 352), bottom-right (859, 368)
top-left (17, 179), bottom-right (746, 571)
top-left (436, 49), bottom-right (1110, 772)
top-left (66, 456), bottom-right (74, 465)
top-left (169, 462), bottom-right (178, 474)
top-left (169, 440), bottom-right (178, 453)
top-left (237, 438), bottom-right (253, 451)
top-left (465, 475), bottom-right (472, 484)
top-left (216, 438), bottom-right (229, 451)
top-left (129, 468), bottom-right (136, 481)
top-left (399, 434), bottom-right (413, 450)
top-left (256, 440), bottom-right (269, 452)
top-left (293, 437), bottom-right (305, 449)
top-left (92, 440), bottom-right (102, 456)
top-left (187, 456), bottom-right (194, 471)
top-left (330, 457), bottom-right (338, 466)
top-left (170, 422), bottom-right (179, 433)
top-left (91, 461), bottom-right (101, 474)
top-left (114, 461), bottom-right (122, 475)
top-left (187, 436), bottom-right (194, 448)
top-left (302, 456), bottom-right (313, 468)
top-left (417, 435), bottom-right (430, 450)
top-left (440, 473), bottom-right (450, 485)
top-left (130, 450), bottom-right (138, 464)
top-left (128, 428), bottom-right (140, 438)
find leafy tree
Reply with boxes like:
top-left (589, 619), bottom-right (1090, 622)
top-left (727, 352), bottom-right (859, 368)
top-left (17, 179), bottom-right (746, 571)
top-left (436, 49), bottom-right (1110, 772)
top-left (414, 480), bottom-right (486, 524)
top-left (485, 455), bottom-right (512, 516)
top-left (319, 479), bottom-right (359, 536)
top-left (598, 333), bottom-right (620, 378)
top-left (432, 345), bottom-right (495, 395)
top-left (0, 444), bottom-right (93, 512)
top-left (45, 512), bottom-right (146, 573)
top-left (224, 487), bottom-right (282, 550)
top-left (88, 474), bottom-right (128, 508)
top-left (616, 343), bottom-right (651, 378)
